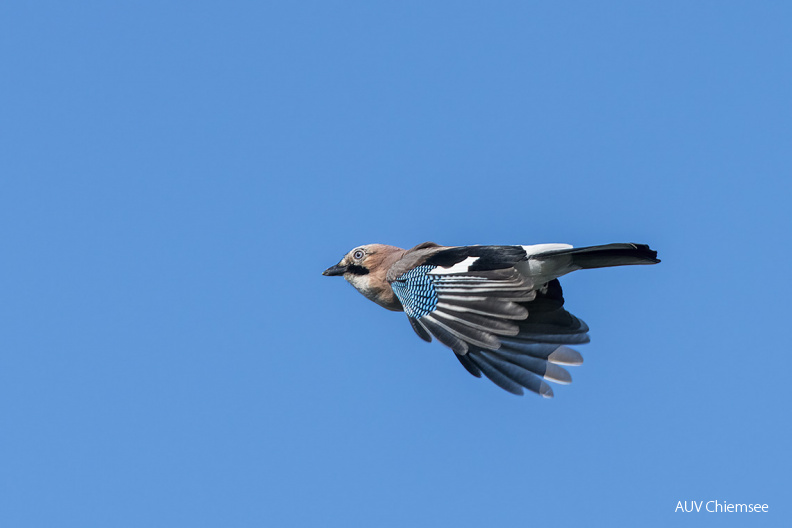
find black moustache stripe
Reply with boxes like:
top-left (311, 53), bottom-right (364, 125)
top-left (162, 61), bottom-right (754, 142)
top-left (346, 265), bottom-right (370, 276)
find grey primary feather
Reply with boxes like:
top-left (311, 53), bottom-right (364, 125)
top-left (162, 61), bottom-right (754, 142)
top-left (548, 346), bottom-right (584, 365)
top-left (432, 268), bottom-right (531, 286)
top-left (491, 349), bottom-right (572, 384)
top-left (435, 299), bottom-right (528, 320)
top-left (419, 315), bottom-right (469, 355)
top-left (432, 271), bottom-right (532, 294)
top-left (422, 313), bottom-right (501, 350)
top-left (455, 352), bottom-right (482, 378)
top-left (437, 291), bottom-right (537, 302)
top-left (495, 342), bottom-right (584, 366)
top-left (466, 352), bottom-right (526, 395)
top-left (408, 317), bottom-right (432, 343)
top-left (503, 330), bottom-right (591, 345)
top-left (432, 309), bottom-right (520, 336)
top-left (477, 350), bottom-right (556, 397)
top-left (497, 341), bottom-right (563, 359)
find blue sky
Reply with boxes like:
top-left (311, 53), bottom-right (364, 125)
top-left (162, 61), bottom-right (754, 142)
top-left (1, 2), bottom-right (790, 526)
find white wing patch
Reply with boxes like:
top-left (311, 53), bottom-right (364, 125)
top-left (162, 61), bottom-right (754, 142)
top-left (428, 256), bottom-right (480, 275)
top-left (520, 243), bottom-right (573, 256)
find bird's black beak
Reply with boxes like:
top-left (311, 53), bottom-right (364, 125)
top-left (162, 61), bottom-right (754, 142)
top-left (322, 264), bottom-right (348, 276)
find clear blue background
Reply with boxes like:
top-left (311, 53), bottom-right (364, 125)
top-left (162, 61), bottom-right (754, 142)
top-left (1, 2), bottom-right (789, 527)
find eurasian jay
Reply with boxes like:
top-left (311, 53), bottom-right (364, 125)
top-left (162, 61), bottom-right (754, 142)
top-left (323, 242), bottom-right (659, 397)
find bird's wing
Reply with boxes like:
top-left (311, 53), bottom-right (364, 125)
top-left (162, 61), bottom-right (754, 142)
top-left (454, 280), bottom-right (588, 397)
top-left (389, 245), bottom-right (588, 397)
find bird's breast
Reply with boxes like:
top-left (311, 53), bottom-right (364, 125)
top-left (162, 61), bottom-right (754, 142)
top-left (346, 274), bottom-right (403, 311)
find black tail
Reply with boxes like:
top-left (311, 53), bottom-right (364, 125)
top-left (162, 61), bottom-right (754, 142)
top-left (535, 243), bottom-right (660, 270)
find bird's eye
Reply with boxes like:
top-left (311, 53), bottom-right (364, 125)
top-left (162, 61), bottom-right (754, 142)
top-left (353, 249), bottom-right (365, 260)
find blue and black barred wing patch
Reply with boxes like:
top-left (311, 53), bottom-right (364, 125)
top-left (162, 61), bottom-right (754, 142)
top-left (390, 265), bottom-right (439, 319)
top-left (391, 264), bottom-right (537, 355)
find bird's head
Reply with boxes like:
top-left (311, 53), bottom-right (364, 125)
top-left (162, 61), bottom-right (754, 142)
top-left (323, 244), bottom-right (406, 309)
top-left (322, 244), bottom-right (378, 280)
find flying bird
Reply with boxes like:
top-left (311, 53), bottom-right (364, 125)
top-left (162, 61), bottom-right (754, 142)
top-left (323, 241), bottom-right (659, 397)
